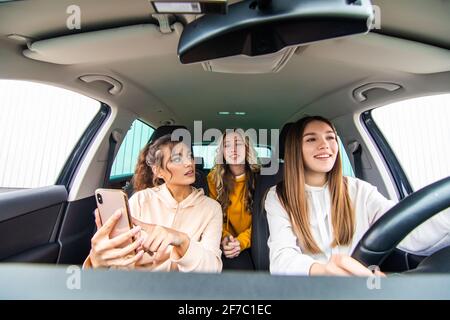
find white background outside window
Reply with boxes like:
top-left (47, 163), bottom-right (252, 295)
top-left (372, 93), bottom-right (450, 191)
top-left (0, 80), bottom-right (100, 191)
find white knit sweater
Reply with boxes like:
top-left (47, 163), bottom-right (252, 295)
top-left (265, 177), bottom-right (450, 276)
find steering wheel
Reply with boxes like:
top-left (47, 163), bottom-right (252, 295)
top-left (351, 176), bottom-right (450, 273)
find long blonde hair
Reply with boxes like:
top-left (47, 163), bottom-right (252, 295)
top-left (210, 129), bottom-right (260, 218)
top-left (276, 116), bottom-right (355, 254)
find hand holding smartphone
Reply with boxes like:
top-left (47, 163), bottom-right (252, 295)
top-left (95, 188), bottom-right (135, 247)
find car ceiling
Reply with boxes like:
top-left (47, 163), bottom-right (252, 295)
top-left (0, 0), bottom-right (449, 132)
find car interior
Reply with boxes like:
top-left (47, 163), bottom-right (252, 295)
top-left (0, 0), bottom-right (449, 297)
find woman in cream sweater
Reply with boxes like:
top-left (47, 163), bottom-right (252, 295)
top-left (84, 134), bottom-right (223, 272)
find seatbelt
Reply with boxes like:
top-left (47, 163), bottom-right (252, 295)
top-left (103, 130), bottom-right (121, 188)
top-left (349, 141), bottom-right (364, 179)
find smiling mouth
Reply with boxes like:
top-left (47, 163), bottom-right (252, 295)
top-left (314, 154), bottom-right (332, 159)
top-left (184, 170), bottom-right (194, 176)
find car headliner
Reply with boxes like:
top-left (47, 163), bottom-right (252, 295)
top-left (0, 0), bottom-right (449, 132)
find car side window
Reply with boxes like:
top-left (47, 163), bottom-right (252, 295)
top-left (110, 119), bottom-right (155, 180)
top-left (339, 137), bottom-right (355, 178)
top-left (0, 80), bottom-right (100, 192)
top-left (372, 93), bottom-right (450, 191)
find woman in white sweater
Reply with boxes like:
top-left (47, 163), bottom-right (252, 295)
top-left (265, 116), bottom-right (450, 276)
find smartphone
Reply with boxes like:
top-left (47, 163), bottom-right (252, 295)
top-left (95, 188), bottom-right (135, 247)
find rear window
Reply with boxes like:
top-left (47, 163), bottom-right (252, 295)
top-left (193, 137), bottom-right (354, 177)
top-left (193, 144), bottom-right (271, 170)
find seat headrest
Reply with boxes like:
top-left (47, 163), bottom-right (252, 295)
top-left (148, 125), bottom-right (188, 144)
top-left (259, 157), bottom-right (271, 167)
top-left (194, 157), bottom-right (204, 170)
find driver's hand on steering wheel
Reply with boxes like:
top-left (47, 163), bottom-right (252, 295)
top-left (309, 254), bottom-right (386, 277)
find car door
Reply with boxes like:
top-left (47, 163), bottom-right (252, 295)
top-left (0, 79), bottom-right (108, 264)
top-left (362, 93), bottom-right (450, 270)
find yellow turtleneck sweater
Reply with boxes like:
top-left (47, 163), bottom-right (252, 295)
top-left (207, 171), bottom-right (252, 250)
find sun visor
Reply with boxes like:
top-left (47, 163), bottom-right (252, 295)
top-left (23, 23), bottom-right (183, 65)
top-left (303, 33), bottom-right (450, 74)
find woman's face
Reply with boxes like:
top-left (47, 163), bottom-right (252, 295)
top-left (157, 143), bottom-right (195, 186)
top-left (223, 132), bottom-right (246, 165)
top-left (301, 120), bottom-right (339, 175)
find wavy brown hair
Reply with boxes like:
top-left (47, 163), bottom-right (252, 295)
top-left (276, 116), bottom-right (355, 254)
top-left (133, 134), bottom-right (181, 192)
top-left (210, 129), bottom-right (260, 218)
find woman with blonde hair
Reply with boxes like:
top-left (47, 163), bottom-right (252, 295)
top-left (207, 129), bottom-right (260, 270)
top-left (265, 116), bottom-right (450, 276)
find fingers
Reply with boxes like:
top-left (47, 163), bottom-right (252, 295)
top-left (126, 223), bottom-right (179, 262)
top-left (325, 264), bottom-right (352, 276)
top-left (101, 236), bottom-right (145, 260)
top-left (225, 246), bottom-right (240, 258)
top-left (103, 225), bottom-right (142, 250)
top-left (223, 249), bottom-right (235, 256)
top-left (340, 258), bottom-right (373, 277)
top-left (374, 270), bottom-right (386, 278)
top-left (148, 232), bottom-right (166, 253)
top-left (229, 252), bottom-right (240, 259)
top-left (332, 254), bottom-right (373, 277)
top-left (94, 209), bottom-right (102, 229)
top-left (136, 231), bottom-right (148, 252)
top-left (135, 252), bottom-right (156, 267)
top-left (223, 245), bottom-right (240, 258)
top-left (94, 209), bottom-right (123, 239)
top-left (132, 218), bottom-right (158, 248)
top-left (222, 236), bottom-right (241, 258)
top-left (221, 237), bottom-right (229, 247)
top-left (131, 217), bottom-right (156, 231)
top-left (231, 247), bottom-right (241, 255)
top-left (225, 252), bottom-right (240, 259)
top-left (140, 225), bottom-right (174, 253)
top-left (155, 237), bottom-right (172, 261)
top-left (142, 228), bottom-right (158, 252)
top-left (222, 239), bottom-right (239, 250)
top-left (107, 250), bottom-right (145, 268)
top-left (222, 243), bottom-right (235, 251)
top-left (131, 216), bottom-right (145, 227)
top-left (228, 238), bottom-right (240, 247)
top-left (228, 236), bottom-right (240, 246)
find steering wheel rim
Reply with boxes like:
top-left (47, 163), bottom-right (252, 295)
top-left (351, 176), bottom-right (450, 271)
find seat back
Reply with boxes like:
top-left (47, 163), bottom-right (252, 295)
top-left (251, 123), bottom-right (292, 271)
top-left (194, 156), bottom-right (208, 194)
top-left (148, 125), bottom-right (188, 142)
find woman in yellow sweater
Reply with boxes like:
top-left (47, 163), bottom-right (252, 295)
top-left (207, 129), bottom-right (260, 270)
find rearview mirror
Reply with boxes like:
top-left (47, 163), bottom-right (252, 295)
top-left (178, 0), bottom-right (374, 64)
